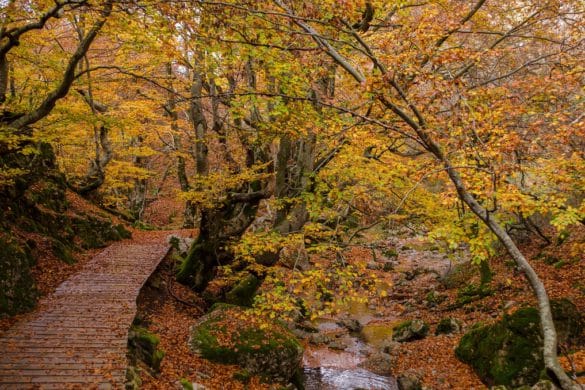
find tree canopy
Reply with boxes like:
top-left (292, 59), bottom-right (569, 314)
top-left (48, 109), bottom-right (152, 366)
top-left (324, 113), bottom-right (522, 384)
top-left (1, 1), bottom-right (583, 388)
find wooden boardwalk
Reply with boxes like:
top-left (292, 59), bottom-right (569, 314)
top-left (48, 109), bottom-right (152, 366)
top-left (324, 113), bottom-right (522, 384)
top-left (0, 237), bottom-right (171, 389)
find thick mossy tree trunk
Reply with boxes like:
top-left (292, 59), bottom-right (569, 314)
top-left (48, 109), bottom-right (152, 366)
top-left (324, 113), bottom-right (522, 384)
top-left (176, 191), bottom-right (265, 291)
top-left (176, 55), bottom-right (269, 291)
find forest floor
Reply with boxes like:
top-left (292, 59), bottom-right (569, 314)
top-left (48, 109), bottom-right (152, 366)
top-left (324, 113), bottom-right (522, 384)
top-left (134, 225), bottom-right (584, 390)
top-left (383, 226), bottom-right (585, 389)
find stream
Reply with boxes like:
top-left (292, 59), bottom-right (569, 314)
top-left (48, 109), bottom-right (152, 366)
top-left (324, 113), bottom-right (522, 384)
top-left (298, 233), bottom-right (463, 389)
top-left (303, 367), bottom-right (397, 390)
top-left (301, 305), bottom-right (399, 390)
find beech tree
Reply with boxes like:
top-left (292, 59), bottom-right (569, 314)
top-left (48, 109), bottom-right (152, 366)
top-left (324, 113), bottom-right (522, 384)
top-left (259, 1), bottom-right (583, 388)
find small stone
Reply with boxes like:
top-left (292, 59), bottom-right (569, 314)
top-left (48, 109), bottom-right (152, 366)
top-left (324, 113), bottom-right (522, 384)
top-left (167, 235), bottom-right (194, 257)
top-left (296, 321), bottom-right (319, 333)
top-left (378, 340), bottom-right (401, 356)
top-left (327, 339), bottom-right (349, 351)
top-left (383, 262), bottom-right (394, 272)
top-left (397, 371), bottom-right (422, 390)
top-left (358, 351), bottom-right (392, 376)
top-left (504, 300), bottom-right (517, 310)
top-left (336, 317), bottom-right (362, 332)
top-left (367, 262), bottom-right (381, 270)
top-left (435, 318), bottom-right (462, 335)
top-left (393, 319), bottom-right (429, 342)
top-left (309, 332), bottom-right (334, 345)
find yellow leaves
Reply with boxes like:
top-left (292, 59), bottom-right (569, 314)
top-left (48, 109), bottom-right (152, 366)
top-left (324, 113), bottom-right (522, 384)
top-left (0, 168), bottom-right (27, 187)
top-left (496, 189), bottom-right (537, 215)
top-left (551, 206), bottom-right (583, 232)
top-left (181, 163), bottom-right (272, 209)
top-left (232, 230), bottom-right (298, 264)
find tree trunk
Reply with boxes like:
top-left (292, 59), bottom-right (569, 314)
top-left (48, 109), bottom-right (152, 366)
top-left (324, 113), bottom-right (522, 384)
top-left (166, 63), bottom-right (196, 227)
top-left (441, 157), bottom-right (577, 389)
top-left (0, 54), bottom-right (8, 103)
top-left (177, 190), bottom-right (265, 291)
top-left (129, 136), bottom-right (147, 219)
top-left (189, 68), bottom-right (208, 176)
top-left (177, 57), bottom-right (270, 290)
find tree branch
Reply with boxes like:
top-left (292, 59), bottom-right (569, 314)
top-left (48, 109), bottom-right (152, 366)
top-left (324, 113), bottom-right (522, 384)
top-left (8, 1), bottom-right (113, 130)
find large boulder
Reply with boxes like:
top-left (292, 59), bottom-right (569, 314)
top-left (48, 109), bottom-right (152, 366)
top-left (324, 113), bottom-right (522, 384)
top-left (189, 305), bottom-right (303, 383)
top-left (455, 300), bottom-right (583, 388)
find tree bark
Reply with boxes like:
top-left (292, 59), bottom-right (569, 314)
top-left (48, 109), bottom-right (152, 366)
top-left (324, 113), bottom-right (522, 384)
top-left (0, 54), bottom-right (8, 103)
top-left (129, 136), bottom-right (147, 219)
top-left (166, 63), bottom-right (196, 227)
top-left (189, 68), bottom-right (208, 176)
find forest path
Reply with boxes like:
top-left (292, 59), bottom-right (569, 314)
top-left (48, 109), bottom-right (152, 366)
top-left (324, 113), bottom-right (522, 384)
top-left (0, 230), bottom-right (183, 389)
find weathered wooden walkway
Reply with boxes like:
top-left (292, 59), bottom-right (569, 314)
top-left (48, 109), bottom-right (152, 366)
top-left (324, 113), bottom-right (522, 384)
top-left (0, 236), bottom-right (171, 389)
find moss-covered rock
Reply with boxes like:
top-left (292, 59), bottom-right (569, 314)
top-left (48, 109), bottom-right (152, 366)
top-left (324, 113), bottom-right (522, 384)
top-left (393, 319), bottom-right (429, 342)
top-left (189, 305), bottom-right (303, 383)
top-left (225, 273), bottom-right (260, 307)
top-left (128, 326), bottom-right (165, 373)
top-left (456, 307), bottom-right (543, 387)
top-left (455, 300), bottom-right (583, 388)
top-left (0, 235), bottom-right (37, 316)
top-left (549, 298), bottom-right (583, 345)
top-left (435, 318), bottom-right (462, 335)
top-left (456, 283), bottom-right (493, 305)
top-left (50, 238), bottom-right (75, 264)
top-left (425, 290), bottom-right (447, 307)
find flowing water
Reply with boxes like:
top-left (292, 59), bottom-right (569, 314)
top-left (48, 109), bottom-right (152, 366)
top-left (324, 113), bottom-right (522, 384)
top-left (303, 367), bottom-right (398, 390)
top-left (302, 307), bottom-right (399, 390)
top-left (300, 234), bottom-right (462, 389)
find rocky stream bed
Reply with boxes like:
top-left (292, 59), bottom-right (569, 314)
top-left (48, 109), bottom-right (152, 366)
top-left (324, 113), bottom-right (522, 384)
top-left (295, 233), bottom-right (463, 390)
